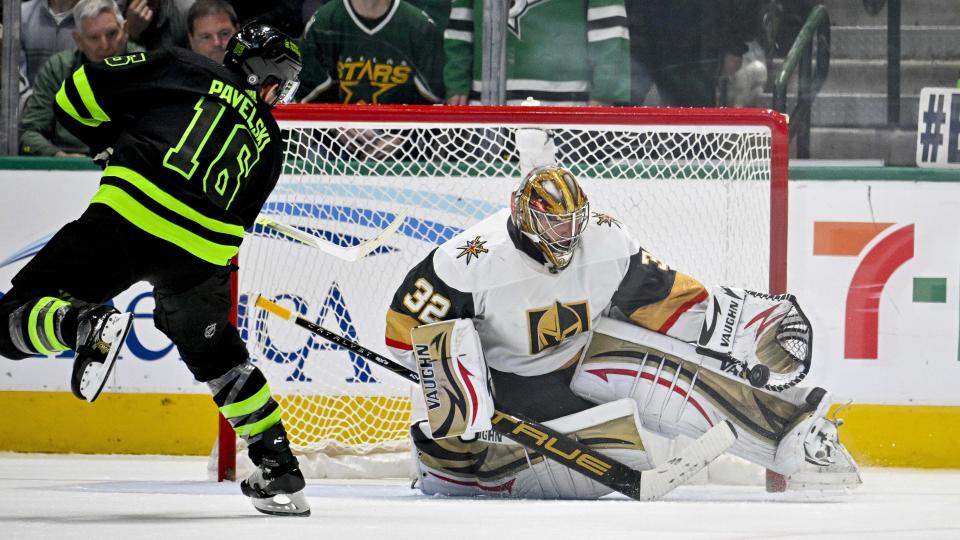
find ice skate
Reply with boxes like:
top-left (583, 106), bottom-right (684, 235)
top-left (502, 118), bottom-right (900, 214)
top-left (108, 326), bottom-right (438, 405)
top-left (241, 460), bottom-right (310, 516)
top-left (70, 305), bottom-right (133, 402)
top-left (240, 425), bottom-right (311, 516)
top-left (788, 406), bottom-right (863, 490)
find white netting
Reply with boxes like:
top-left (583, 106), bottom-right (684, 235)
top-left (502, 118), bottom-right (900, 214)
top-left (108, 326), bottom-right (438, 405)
top-left (231, 108), bottom-right (783, 479)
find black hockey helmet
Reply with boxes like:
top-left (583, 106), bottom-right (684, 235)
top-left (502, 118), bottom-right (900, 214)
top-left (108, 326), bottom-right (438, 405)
top-left (223, 23), bottom-right (302, 105)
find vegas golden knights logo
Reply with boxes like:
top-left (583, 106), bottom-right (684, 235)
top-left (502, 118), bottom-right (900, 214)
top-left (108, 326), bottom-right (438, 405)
top-left (527, 300), bottom-right (590, 354)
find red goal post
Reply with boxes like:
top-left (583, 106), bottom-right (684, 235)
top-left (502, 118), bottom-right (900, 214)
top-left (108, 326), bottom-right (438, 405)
top-left (218, 104), bottom-right (790, 487)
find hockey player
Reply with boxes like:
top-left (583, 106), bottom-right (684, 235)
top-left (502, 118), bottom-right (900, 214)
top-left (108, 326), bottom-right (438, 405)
top-left (385, 164), bottom-right (860, 498)
top-left (0, 24), bottom-right (310, 516)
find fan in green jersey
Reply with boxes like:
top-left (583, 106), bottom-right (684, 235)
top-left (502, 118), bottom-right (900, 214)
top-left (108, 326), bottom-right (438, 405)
top-left (299, 0), bottom-right (444, 104)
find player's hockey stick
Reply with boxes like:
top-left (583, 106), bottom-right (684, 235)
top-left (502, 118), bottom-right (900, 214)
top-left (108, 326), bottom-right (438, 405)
top-left (255, 295), bottom-right (738, 501)
top-left (254, 211), bottom-right (408, 262)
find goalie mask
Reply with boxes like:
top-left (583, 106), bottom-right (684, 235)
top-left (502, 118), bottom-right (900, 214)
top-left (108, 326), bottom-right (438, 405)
top-left (511, 166), bottom-right (589, 271)
top-left (223, 23), bottom-right (302, 106)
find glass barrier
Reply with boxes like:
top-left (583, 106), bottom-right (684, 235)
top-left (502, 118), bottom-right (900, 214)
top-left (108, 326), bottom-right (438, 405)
top-left (3, 0), bottom-right (958, 165)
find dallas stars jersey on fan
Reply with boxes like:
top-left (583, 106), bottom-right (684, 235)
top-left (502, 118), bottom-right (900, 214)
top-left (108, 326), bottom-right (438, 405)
top-left (53, 48), bottom-right (284, 266)
top-left (299, 0), bottom-right (444, 104)
top-left (444, 0), bottom-right (630, 105)
top-left (386, 208), bottom-right (708, 376)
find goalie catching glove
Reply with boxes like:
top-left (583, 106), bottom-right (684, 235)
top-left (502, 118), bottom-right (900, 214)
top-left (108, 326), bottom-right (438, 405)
top-left (411, 319), bottom-right (495, 439)
top-left (696, 287), bottom-right (812, 392)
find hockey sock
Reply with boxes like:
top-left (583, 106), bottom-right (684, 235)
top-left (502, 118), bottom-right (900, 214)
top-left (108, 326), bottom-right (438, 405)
top-left (8, 297), bottom-right (75, 356)
top-left (207, 362), bottom-right (286, 465)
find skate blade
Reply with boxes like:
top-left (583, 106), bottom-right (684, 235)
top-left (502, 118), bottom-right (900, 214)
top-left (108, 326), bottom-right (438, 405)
top-left (789, 444), bottom-right (863, 491)
top-left (787, 469), bottom-right (863, 491)
top-left (639, 420), bottom-right (738, 501)
top-left (79, 313), bottom-right (133, 403)
top-left (250, 491), bottom-right (311, 517)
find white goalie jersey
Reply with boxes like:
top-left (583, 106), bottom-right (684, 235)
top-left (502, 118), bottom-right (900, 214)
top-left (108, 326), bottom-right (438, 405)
top-left (385, 208), bottom-right (710, 376)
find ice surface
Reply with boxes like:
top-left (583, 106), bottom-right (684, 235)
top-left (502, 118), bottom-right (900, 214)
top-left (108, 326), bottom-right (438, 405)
top-left (1, 453), bottom-right (958, 540)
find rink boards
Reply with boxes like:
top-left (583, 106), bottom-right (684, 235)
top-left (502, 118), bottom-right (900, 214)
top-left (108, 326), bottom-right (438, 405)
top-left (0, 161), bottom-right (958, 467)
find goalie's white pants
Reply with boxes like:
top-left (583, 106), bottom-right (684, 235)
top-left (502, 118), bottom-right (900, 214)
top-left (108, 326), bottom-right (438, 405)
top-left (414, 399), bottom-right (655, 499)
top-left (570, 318), bottom-right (836, 476)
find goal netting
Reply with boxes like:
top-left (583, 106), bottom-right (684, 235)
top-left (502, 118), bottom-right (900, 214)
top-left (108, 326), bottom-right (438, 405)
top-left (217, 104), bottom-right (788, 483)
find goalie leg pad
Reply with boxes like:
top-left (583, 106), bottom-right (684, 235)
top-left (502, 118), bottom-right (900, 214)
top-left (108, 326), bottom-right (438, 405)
top-left (411, 319), bottom-right (495, 439)
top-left (572, 317), bottom-right (852, 476)
top-left (413, 399), bottom-right (656, 499)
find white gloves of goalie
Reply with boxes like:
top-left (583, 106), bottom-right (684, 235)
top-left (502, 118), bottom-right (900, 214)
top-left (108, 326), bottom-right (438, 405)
top-left (696, 287), bottom-right (812, 391)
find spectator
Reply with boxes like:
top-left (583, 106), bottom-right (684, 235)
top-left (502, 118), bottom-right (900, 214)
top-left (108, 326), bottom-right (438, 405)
top-left (20, 0), bottom-right (79, 85)
top-left (766, 0), bottom-right (816, 58)
top-left (19, 0), bottom-right (142, 157)
top-left (173, 0), bottom-right (194, 14)
top-left (627, 0), bottom-right (761, 107)
top-left (407, 0), bottom-right (450, 30)
top-left (186, 0), bottom-right (238, 63)
top-left (299, 0), bottom-right (444, 105)
top-left (444, 0), bottom-right (630, 106)
top-left (301, 0), bottom-right (326, 29)
top-left (123, 0), bottom-right (188, 50)
top-left (227, 1), bottom-right (306, 38)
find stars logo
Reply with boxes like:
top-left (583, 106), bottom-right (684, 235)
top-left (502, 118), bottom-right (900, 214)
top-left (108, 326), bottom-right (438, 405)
top-left (593, 212), bottom-right (621, 228)
top-left (456, 236), bottom-right (489, 265)
top-left (507, 0), bottom-right (550, 38)
top-left (337, 57), bottom-right (400, 104)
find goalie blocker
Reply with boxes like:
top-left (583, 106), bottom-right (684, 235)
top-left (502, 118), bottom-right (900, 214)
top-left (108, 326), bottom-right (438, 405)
top-left (411, 319), bottom-right (495, 439)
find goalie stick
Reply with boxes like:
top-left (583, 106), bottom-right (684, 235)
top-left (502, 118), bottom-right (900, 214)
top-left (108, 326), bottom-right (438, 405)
top-left (255, 295), bottom-right (738, 501)
top-left (254, 211), bottom-right (408, 262)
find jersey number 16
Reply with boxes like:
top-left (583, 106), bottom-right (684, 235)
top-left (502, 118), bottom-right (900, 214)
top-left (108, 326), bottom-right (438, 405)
top-left (162, 97), bottom-right (259, 211)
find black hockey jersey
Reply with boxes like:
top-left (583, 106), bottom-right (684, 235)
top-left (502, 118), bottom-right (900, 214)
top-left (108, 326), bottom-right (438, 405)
top-left (54, 48), bottom-right (284, 266)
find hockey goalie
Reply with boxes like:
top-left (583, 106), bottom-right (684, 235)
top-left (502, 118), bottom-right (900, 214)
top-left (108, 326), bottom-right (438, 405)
top-left (384, 160), bottom-right (861, 499)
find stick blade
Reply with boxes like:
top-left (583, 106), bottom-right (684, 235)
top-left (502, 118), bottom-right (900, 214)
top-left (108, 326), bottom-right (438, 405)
top-left (255, 211), bottom-right (408, 262)
top-left (352, 210), bottom-right (409, 260)
top-left (639, 420), bottom-right (738, 501)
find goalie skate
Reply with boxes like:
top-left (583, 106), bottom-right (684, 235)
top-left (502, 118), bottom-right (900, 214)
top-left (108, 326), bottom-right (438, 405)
top-left (786, 409), bottom-right (862, 490)
top-left (70, 307), bottom-right (133, 402)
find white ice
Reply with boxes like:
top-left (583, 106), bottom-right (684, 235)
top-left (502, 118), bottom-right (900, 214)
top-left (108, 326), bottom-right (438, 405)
top-left (1, 453), bottom-right (958, 540)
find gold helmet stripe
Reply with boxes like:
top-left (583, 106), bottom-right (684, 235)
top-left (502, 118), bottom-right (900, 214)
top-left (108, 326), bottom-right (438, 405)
top-left (528, 168), bottom-right (583, 214)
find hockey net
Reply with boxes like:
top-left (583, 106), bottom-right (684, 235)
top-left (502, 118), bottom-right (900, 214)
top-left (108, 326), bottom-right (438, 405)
top-left (217, 104), bottom-right (789, 485)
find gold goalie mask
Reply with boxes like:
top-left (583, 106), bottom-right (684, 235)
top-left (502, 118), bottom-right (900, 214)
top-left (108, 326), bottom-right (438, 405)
top-left (511, 166), bottom-right (590, 271)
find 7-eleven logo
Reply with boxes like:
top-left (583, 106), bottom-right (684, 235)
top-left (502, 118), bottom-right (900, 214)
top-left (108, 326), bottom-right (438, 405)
top-left (814, 222), bottom-right (920, 359)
